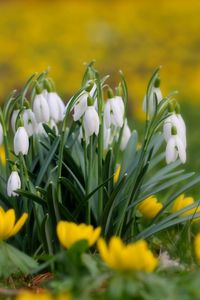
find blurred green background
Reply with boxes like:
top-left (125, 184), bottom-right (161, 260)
top-left (0, 0), bottom-right (199, 174)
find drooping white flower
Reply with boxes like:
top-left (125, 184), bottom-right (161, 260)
top-left (11, 109), bottom-right (20, 133)
top-left (165, 134), bottom-right (186, 164)
top-left (14, 127), bottom-right (29, 155)
top-left (143, 86), bottom-right (162, 116)
top-left (7, 171), bottom-right (21, 197)
top-left (47, 92), bottom-right (65, 123)
top-left (120, 119), bottom-right (131, 151)
top-left (73, 93), bottom-right (88, 121)
top-left (104, 96), bottom-right (125, 129)
top-left (0, 123), bottom-right (3, 145)
top-left (83, 106), bottom-right (99, 138)
top-left (33, 93), bottom-right (50, 123)
top-left (163, 113), bottom-right (186, 148)
top-left (23, 109), bottom-right (37, 137)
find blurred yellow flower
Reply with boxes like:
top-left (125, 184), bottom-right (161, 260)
top-left (0, 207), bottom-right (28, 241)
top-left (57, 221), bottom-right (101, 248)
top-left (114, 164), bottom-right (121, 183)
top-left (171, 194), bottom-right (200, 219)
top-left (0, 145), bottom-right (6, 166)
top-left (138, 196), bottom-right (163, 219)
top-left (98, 237), bottom-right (157, 272)
top-left (194, 233), bottom-right (200, 261)
top-left (16, 291), bottom-right (71, 300)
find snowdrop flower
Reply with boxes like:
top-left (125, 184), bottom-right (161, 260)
top-left (11, 109), bottom-right (20, 133)
top-left (104, 96), bottom-right (125, 129)
top-left (165, 128), bottom-right (186, 164)
top-left (83, 106), bottom-right (99, 138)
top-left (14, 127), bottom-right (29, 155)
top-left (103, 125), bottom-right (111, 150)
top-left (120, 119), bottom-right (131, 151)
top-left (73, 93), bottom-right (88, 121)
top-left (7, 170), bottom-right (21, 197)
top-left (47, 92), bottom-right (65, 123)
top-left (143, 79), bottom-right (162, 116)
top-left (73, 82), bottom-right (96, 122)
top-left (23, 109), bottom-right (37, 137)
top-left (33, 93), bottom-right (50, 123)
top-left (0, 123), bottom-right (3, 145)
top-left (163, 113), bottom-right (186, 148)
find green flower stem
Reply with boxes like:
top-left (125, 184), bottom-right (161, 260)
top-left (86, 137), bottom-right (93, 224)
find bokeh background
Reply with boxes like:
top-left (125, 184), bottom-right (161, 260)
top-left (0, 0), bottom-right (200, 172)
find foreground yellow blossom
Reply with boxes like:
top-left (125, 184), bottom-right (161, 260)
top-left (194, 233), bottom-right (200, 261)
top-left (0, 145), bottom-right (6, 166)
top-left (16, 291), bottom-right (71, 300)
top-left (57, 221), bottom-right (101, 248)
top-left (0, 207), bottom-right (28, 241)
top-left (138, 196), bottom-right (163, 219)
top-left (114, 164), bottom-right (121, 183)
top-left (98, 237), bottom-right (158, 272)
top-left (172, 194), bottom-right (200, 221)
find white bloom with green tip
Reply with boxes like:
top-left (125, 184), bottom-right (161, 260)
top-left (165, 134), bottom-right (186, 164)
top-left (23, 109), bottom-right (37, 137)
top-left (163, 113), bottom-right (186, 148)
top-left (14, 126), bottom-right (29, 155)
top-left (7, 171), bottom-right (21, 197)
top-left (33, 93), bottom-right (50, 123)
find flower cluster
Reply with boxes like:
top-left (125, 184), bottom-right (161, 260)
top-left (72, 82), bottom-right (131, 149)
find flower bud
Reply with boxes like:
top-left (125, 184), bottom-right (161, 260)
top-left (14, 127), bottom-right (29, 155)
top-left (7, 170), bottom-right (21, 197)
top-left (33, 93), bottom-right (50, 123)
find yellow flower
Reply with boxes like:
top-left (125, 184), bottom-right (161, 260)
top-left (114, 164), bottom-right (121, 183)
top-left (57, 221), bottom-right (101, 249)
top-left (194, 233), bottom-right (200, 261)
top-left (0, 145), bottom-right (6, 166)
top-left (16, 291), bottom-right (71, 300)
top-left (0, 207), bottom-right (28, 241)
top-left (98, 237), bottom-right (158, 272)
top-left (137, 196), bottom-right (163, 219)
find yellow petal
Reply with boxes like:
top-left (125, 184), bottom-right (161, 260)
top-left (3, 209), bottom-right (16, 239)
top-left (10, 213), bottom-right (28, 237)
top-left (89, 226), bottom-right (101, 246)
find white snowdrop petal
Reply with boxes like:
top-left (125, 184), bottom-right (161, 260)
top-left (175, 136), bottom-right (186, 164)
top-left (73, 94), bottom-right (88, 121)
top-left (120, 120), bottom-right (131, 151)
top-left (14, 127), bottom-right (29, 155)
top-left (23, 109), bottom-right (37, 137)
top-left (83, 106), bottom-right (99, 138)
top-left (7, 171), bottom-right (21, 197)
top-left (33, 93), bottom-right (50, 123)
top-left (166, 137), bottom-right (177, 164)
top-left (104, 101), bottom-right (111, 129)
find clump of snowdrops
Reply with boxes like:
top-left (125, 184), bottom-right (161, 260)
top-left (0, 63), bottom-right (200, 299)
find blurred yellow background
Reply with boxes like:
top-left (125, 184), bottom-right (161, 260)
top-left (0, 0), bottom-right (200, 107)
